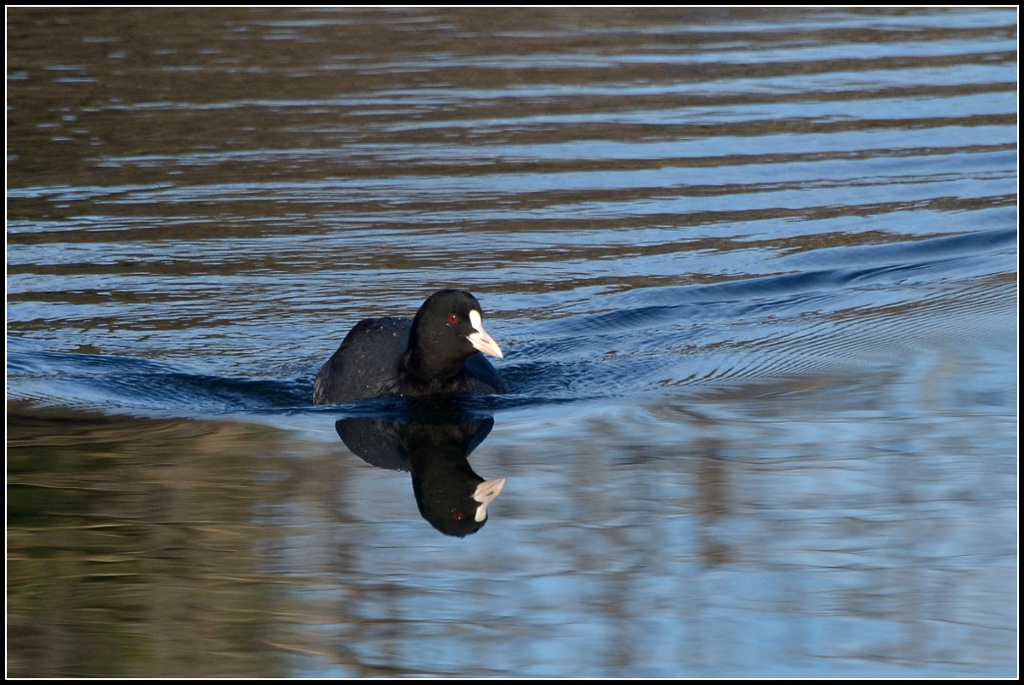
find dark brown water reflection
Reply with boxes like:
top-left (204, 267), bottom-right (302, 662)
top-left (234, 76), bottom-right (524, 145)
top-left (6, 7), bottom-right (1017, 677)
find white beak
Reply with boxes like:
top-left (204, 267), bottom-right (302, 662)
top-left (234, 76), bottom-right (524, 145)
top-left (467, 309), bottom-right (504, 359)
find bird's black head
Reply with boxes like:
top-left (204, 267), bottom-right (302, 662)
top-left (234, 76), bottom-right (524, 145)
top-left (405, 290), bottom-right (503, 381)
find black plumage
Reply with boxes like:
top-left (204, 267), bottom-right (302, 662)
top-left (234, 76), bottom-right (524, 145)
top-left (313, 290), bottom-right (505, 405)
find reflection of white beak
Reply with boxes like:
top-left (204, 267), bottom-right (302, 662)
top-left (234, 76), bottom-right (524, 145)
top-left (472, 477), bottom-right (506, 522)
top-left (467, 309), bottom-right (504, 359)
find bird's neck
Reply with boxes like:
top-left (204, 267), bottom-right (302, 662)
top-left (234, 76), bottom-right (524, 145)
top-left (403, 344), bottom-right (462, 382)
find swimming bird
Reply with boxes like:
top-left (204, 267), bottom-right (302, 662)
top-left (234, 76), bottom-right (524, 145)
top-left (313, 290), bottom-right (505, 404)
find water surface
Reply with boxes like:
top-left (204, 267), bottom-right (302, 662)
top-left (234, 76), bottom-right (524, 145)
top-left (6, 7), bottom-right (1018, 677)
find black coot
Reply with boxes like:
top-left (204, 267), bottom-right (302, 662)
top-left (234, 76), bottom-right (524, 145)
top-left (313, 290), bottom-right (505, 405)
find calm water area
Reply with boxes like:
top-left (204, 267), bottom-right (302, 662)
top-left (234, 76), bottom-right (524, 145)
top-left (6, 7), bottom-right (1018, 677)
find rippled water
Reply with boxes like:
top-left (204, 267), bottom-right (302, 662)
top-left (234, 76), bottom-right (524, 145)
top-left (6, 7), bottom-right (1018, 677)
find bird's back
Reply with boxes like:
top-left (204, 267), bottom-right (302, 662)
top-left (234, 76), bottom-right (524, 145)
top-left (313, 317), bottom-right (412, 404)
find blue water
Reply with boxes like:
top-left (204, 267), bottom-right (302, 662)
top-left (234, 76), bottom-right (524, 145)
top-left (6, 7), bottom-right (1018, 677)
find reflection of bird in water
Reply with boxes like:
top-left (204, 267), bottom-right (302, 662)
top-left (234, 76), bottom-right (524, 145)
top-left (314, 290), bottom-right (504, 405)
top-left (335, 409), bottom-right (505, 537)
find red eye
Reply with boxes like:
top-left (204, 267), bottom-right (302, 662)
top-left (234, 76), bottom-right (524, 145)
top-left (448, 313), bottom-right (459, 324)
top-left (453, 511), bottom-right (465, 521)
